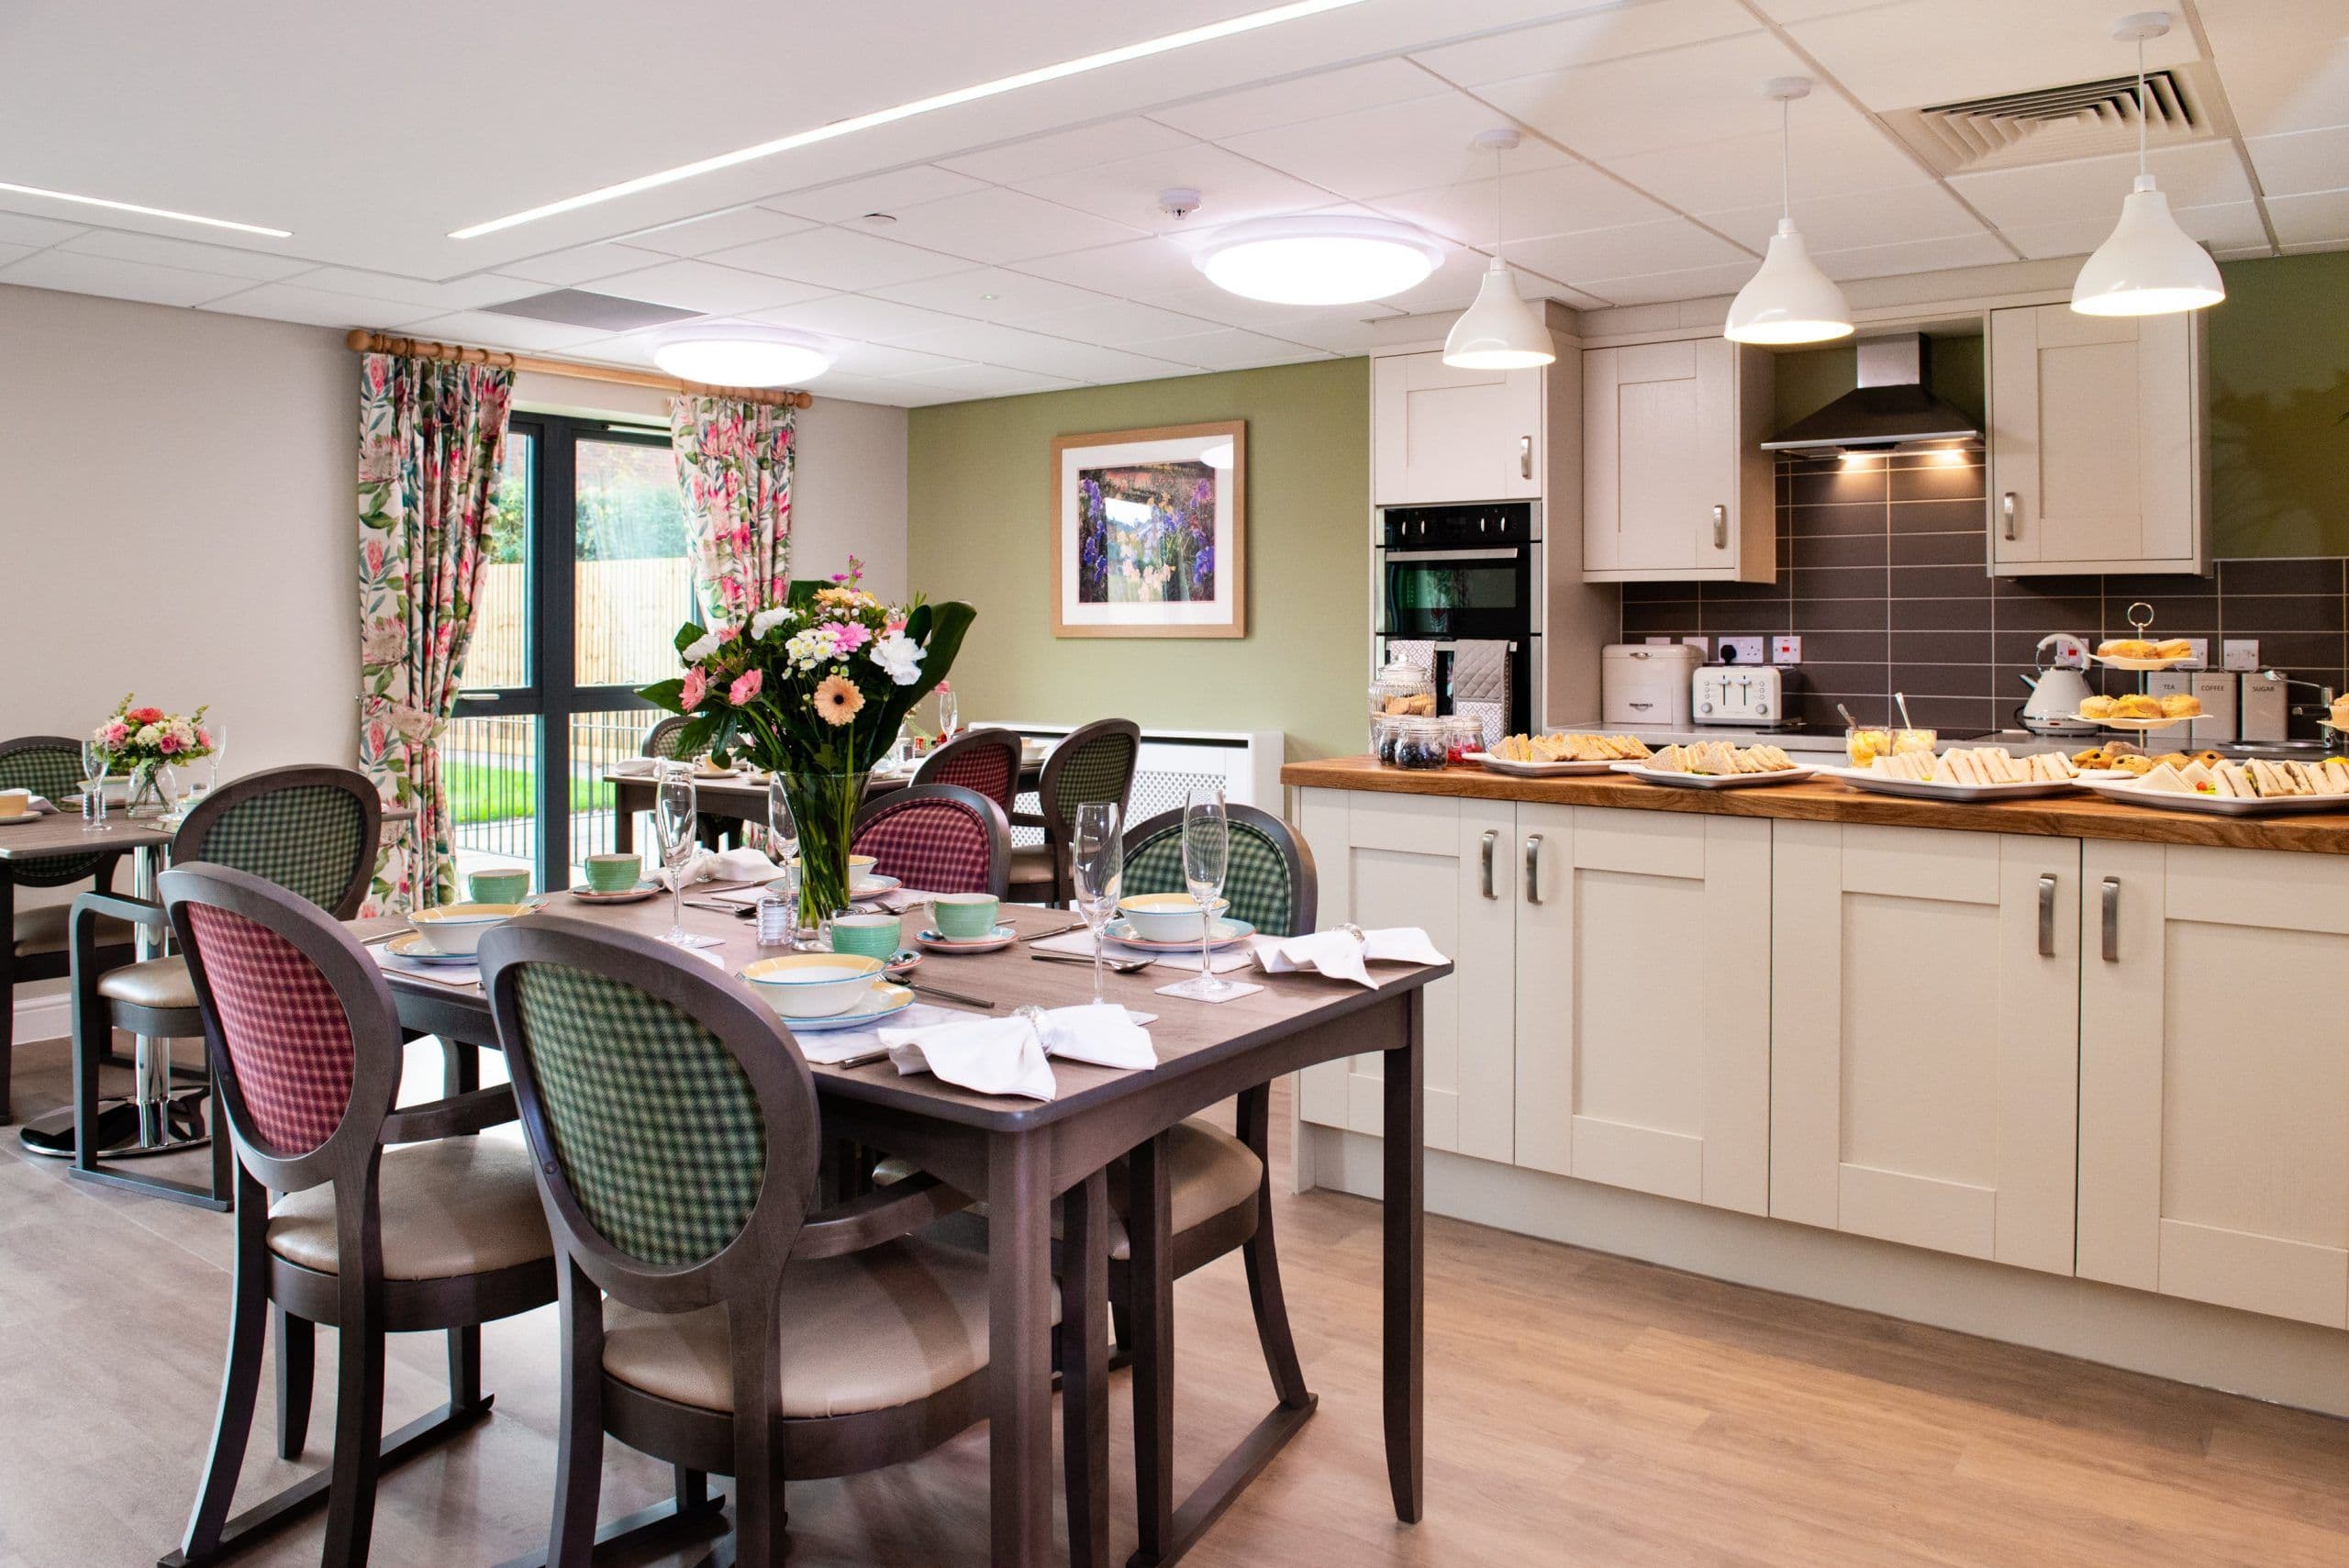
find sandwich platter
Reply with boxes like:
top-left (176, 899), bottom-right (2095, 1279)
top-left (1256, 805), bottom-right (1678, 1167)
top-left (1824, 745), bottom-right (2114, 803)
top-left (1608, 760), bottom-right (1819, 791)
top-left (2081, 754), bottom-right (2349, 817)
top-left (1823, 766), bottom-right (2116, 804)
top-left (2081, 777), bottom-right (2344, 817)
top-left (1466, 752), bottom-right (1620, 777)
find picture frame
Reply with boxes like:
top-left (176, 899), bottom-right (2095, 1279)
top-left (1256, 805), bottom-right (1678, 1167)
top-left (1050, 419), bottom-right (1246, 639)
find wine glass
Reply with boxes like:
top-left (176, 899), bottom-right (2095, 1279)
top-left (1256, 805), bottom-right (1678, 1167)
top-left (1070, 801), bottom-right (1123, 1006)
top-left (82, 740), bottom-right (114, 833)
top-left (936, 684), bottom-right (959, 739)
top-left (767, 774), bottom-right (805, 947)
top-left (653, 762), bottom-right (699, 945)
top-left (205, 722), bottom-right (226, 798)
top-left (1161, 788), bottom-right (1235, 1002)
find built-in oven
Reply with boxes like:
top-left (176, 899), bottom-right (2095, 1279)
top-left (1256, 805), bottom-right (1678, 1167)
top-left (1375, 502), bottom-right (1541, 741)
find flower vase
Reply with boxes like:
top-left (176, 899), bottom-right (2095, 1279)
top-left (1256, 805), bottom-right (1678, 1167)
top-left (780, 767), bottom-right (870, 935)
top-left (125, 760), bottom-right (179, 818)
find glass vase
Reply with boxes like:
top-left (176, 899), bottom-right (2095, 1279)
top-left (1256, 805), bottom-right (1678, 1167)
top-left (125, 760), bottom-right (180, 818)
top-left (779, 767), bottom-right (870, 936)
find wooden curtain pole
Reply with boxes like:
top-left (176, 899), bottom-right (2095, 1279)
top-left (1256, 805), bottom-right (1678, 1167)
top-left (343, 328), bottom-right (814, 409)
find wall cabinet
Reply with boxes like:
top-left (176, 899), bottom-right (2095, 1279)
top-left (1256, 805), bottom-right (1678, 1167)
top-left (1581, 337), bottom-right (1774, 584)
top-left (1371, 351), bottom-right (1545, 506)
top-left (2078, 841), bottom-right (2349, 1328)
top-left (1987, 303), bottom-right (2207, 575)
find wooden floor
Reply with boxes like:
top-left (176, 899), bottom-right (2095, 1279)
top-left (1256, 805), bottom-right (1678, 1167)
top-left (6, 1034), bottom-right (2349, 1568)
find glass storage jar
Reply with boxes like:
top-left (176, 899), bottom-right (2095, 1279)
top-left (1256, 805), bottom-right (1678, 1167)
top-left (1384, 717), bottom-right (1452, 771)
top-left (1369, 657), bottom-right (1435, 751)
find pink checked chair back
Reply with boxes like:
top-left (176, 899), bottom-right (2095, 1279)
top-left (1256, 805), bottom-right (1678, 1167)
top-left (910, 728), bottom-right (1022, 812)
top-left (851, 784), bottom-right (1011, 898)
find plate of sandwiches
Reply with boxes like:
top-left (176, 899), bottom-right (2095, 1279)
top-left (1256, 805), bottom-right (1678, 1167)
top-left (2089, 637), bottom-right (2199, 672)
top-left (1609, 741), bottom-right (1816, 789)
top-left (1825, 746), bottom-right (2107, 802)
top-left (1469, 732), bottom-right (1653, 776)
top-left (2081, 755), bottom-right (2349, 816)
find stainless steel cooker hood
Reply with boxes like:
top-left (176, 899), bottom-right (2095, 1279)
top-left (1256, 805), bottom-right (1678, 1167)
top-left (1759, 332), bottom-right (1980, 452)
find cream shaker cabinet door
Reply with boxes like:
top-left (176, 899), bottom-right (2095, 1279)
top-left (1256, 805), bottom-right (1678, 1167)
top-left (1372, 350), bottom-right (1543, 506)
top-left (2078, 842), bottom-right (2349, 1329)
top-left (1988, 304), bottom-right (2205, 573)
top-left (1582, 338), bottom-right (1773, 583)
top-left (1513, 806), bottom-right (1770, 1213)
top-left (1770, 823), bottom-right (2081, 1273)
top-left (1294, 787), bottom-right (1518, 1163)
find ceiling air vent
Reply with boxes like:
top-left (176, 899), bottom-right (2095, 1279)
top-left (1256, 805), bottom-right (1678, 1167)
top-left (1884, 62), bottom-right (2219, 177)
top-left (484, 290), bottom-right (700, 332)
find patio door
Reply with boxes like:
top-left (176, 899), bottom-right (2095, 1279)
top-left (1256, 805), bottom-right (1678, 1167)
top-left (448, 412), bottom-right (696, 889)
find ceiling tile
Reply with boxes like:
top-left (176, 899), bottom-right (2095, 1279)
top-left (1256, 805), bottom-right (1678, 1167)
top-left (937, 117), bottom-right (1197, 184)
top-left (196, 280), bottom-right (437, 328)
top-left (1373, 163), bottom-right (1675, 247)
top-left (886, 318), bottom-right (1182, 379)
top-left (2206, 38), bottom-right (2349, 139)
top-left (2197, 0), bottom-right (2349, 60)
top-left (1745, 0), bottom-right (1888, 18)
top-left (1809, 229), bottom-right (2017, 279)
top-left (0, 210), bottom-right (85, 248)
top-left (807, 372), bottom-right (966, 407)
top-left (0, 241), bottom-right (32, 269)
top-left (2246, 126), bottom-right (2349, 196)
top-left (618, 205), bottom-right (817, 257)
top-left (596, 257), bottom-right (834, 315)
top-left (2000, 200), bottom-right (2270, 261)
top-left (1019, 235), bottom-right (1216, 297)
top-left (1139, 328), bottom-right (1330, 370)
top-left (1784, 0), bottom-right (2199, 112)
top-left (866, 186), bottom-right (1148, 263)
top-left (1365, 245), bottom-right (1525, 314)
top-left (1409, 0), bottom-right (1763, 87)
top-left (1021, 297), bottom-right (1228, 344)
top-left (865, 266), bottom-right (1116, 323)
top-left (1508, 217), bottom-right (1748, 287)
top-left (1475, 30), bottom-right (1848, 161)
top-left (1573, 258), bottom-right (1761, 305)
top-left (297, 266), bottom-right (537, 311)
top-left (1949, 141), bottom-right (2256, 230)
top-left (1599, 117), bottom-right (1929, 212)
top-left (1014, 143), bottom-right (1333, 235)
top-left (1218, 90), bottom-right (1570, 202)
top-left (1148, 281), bottom-right (1404, 334)
top-left (700, 225), bottom-right (969, 289)
top-left (758, 165), bottom-right (988, 224)
top-left (823, 340), bottom-right (977, 378)
top-left (0, 249), bottom-right (240, 306)
top-left (496, 243), bottom-right (671, 287)
top-left (401, 309), bottom-right (609, 352)
top-left (53, 229), bottom-right (310, 280)
top-left (1147, 59), bottom-right (1444, 140)
top-left (747, 293), bottom-right (974, 342)
top-left (2266, 188), bottom-right (2349, 247)
top-left (1232, 309), bottom-right (1398, 355)
top-left (892, 363), bottom-right (1085, 398)
top-left (1696, 183), bottom-right (1987, 251)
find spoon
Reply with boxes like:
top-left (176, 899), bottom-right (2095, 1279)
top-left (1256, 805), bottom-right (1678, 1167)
top-left (1895, 691), bottom-right (1918, 732)
top-left (1835, 702), bottom-right (1861, 730)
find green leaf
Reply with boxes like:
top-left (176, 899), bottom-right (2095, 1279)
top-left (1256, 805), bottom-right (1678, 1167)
top-left (640, 677), bottom-right (685, 714)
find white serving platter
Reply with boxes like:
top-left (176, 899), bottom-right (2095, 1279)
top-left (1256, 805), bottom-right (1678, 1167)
top-left (1466, 751), bottom-right (1624, 777)
top-left (1821, 765), bottom-right (2113, 803)
top-left (1607, 761), bottom-right (1819, 791)
top-left (2088, 652), bottom-right (2189, 672)
top-left (2072, 712), bottom-right (2191, 732)
top-left (2078, 778), bottom-right (2349, 817)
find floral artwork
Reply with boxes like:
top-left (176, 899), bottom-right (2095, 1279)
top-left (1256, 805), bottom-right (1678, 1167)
top-left (669, 395), bottom-right (794, 620)
top-left (1052, 422), bottom-right (1245, 639)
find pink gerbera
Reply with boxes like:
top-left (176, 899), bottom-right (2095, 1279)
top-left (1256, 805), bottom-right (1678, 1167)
top-left (727, 669), bottom-right (763, 706)
top-left (831, 622), bottom-right (872, 655)
top-left (680, 667), bottom-right (709, 708)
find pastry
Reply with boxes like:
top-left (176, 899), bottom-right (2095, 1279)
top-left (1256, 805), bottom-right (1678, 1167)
top-left (2116, 693), bottom-right (2165, 719)
top-left (2098, 639), bottom-right (2158, 660)
top-left (2332, 694), bottom-right (2349, 729)
top-left (2078, 695), bottom-right (2119, 719)
top-left (2158, 693), bottom-right (2202, 718)
top-left (2111, 753), bottom-right (2155, 776)
top-left (2155, 639), bottom-right (2196, 661)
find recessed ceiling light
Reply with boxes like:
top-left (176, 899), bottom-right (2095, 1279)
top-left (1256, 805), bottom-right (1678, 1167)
top-left (862, 212), bottom-right (897, 227)
top-left (652, 325), bottom-right (831, 387)
top-left (1197, 216), bottom-right (1443, 305)
top-left (979, 293), bottom-right (998, 300)
top-left (449, 0), bottom-right (1375, 240)
top-left (0, 180), bottom-right (290, 238)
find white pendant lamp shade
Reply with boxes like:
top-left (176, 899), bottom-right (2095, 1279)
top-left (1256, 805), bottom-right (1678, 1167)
top-left (1194, 216), bottom-right (1442, 305)
top-left (1725, 218), bottom-right (1854, 344)
top-left (1443, 258), bottom-right (1555, 368)
top-left (651, 325), bottom-right (830, 387)
top-left (2071, 175), bottom-right (2224, 315)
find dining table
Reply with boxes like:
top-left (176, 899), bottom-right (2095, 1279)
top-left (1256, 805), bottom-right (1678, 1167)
top-left (367, 889), bottom-right (1446, 1568)
top-left (603, 747), bottom-right (1048, 855)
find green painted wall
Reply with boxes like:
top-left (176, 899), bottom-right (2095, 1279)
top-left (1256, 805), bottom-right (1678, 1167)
top-left (905, 358), bottom-right (1370, 761)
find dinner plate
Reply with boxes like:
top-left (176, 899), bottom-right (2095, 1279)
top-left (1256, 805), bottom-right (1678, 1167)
top-left (1821, 765), bottom-right (2115, 803)
top-left (2089, 653), bottom-right (2190, 672)
top-left (2079, 778), bottom-right (2349, 817)
top-left (568, 883), bottom-right (661, 904)
top-left (1606, 761), bottom-right (1819, 790)
top-left (1104, 917), bottom-right (1256, 951)
top-left (2071, 712), bottom-right (2190, 731)
top-left (1466, 751), bottom-right (1623, 777)
top-left (0, 814), bottom-right (43, 828)
top-left (384, 932), bottom-right (480, 965)
top-left (915, 924), bottom-right (1016, 952)
top-left (763, 982), bottom-right (915, 1032)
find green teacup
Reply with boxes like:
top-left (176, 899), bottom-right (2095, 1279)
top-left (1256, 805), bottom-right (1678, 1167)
top-left (931, 892), bottom-right (1000, 941)
top-left (582, 852), bottom-right (641, 894)
top-left (468, 868), bottom-right (531, 904)
top-left (829, 912), bottom-right (901, 961)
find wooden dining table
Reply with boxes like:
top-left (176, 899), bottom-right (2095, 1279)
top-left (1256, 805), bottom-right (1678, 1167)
top-left (371, 891), bottom-right (1446, 1568)
top-left (604, 752), bottom-right (1047, 854)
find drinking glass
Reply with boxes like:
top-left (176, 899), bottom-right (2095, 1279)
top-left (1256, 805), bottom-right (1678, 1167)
top-left (936, 684), bottom-right (959, 739)
top-left (653, 762), bottom-right (699, 944)
top-left (82, 741), bottom-right (113, 833)
top-left (767, 774), bottom-right (805, 948)
top-left (1070, 801), bottom-right (1122, 1006)
top-left (206, 722), bottom-right (226, 797)
top-left (1161, 788), bottom-right (1235, 1002)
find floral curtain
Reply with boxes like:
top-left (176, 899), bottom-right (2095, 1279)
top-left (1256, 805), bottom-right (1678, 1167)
top-left (356, 353), bottom-right (515, 916)
top-left (670, 395), bottom-right (795, 620)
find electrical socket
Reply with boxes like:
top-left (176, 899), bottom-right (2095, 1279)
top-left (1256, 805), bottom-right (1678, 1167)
top-left (2222, 639), bottom-right (2261, 672)
top-left (1771, 635), bottom-right (1802, 665)
top-left (1681, 636), bottom-right (1712, 658)
top-left (1719, 636), bottom-right (1765, 664)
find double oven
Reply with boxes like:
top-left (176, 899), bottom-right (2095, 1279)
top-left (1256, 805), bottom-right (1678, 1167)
top-left (1375, 501), bottom-right (1542, 742)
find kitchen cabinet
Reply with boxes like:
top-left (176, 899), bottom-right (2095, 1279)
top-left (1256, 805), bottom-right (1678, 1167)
top-left (1513, 806), bottom-right (1771, 1212)
top-left (1769, 822), bottom-right (2080, 1273)
top-left (1987, 303), bottom-right (2207, 575)
top-left (2078, 841), bottom-right (2349, 1329)
top-left (1581, 337), bottom-right (1774, 584)
top-left (1371, 350), bottom-right (1544, 506)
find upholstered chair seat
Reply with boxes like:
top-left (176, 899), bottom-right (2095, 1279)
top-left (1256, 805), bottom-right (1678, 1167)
top-left (13, 904), bottom-right (136, 958)
top-left (95, 954), bottom-right (199, 1010)
top-left (267, 1136), bottom-right (553, 1281)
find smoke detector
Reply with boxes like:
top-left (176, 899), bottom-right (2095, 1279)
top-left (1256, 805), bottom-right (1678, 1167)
top-left (1158, 186), bottom-right (1204, 221)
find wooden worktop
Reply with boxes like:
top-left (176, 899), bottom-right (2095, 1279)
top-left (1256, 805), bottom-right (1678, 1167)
top-left (1280, 755), bottom-right (2349, 856)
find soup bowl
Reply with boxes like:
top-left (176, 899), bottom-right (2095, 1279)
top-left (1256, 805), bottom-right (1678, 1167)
top-left (407, 902), bottom-right (528, 957)
top-left (1117, 892), bottom-right (1229, 943)
top-left (740, 952), bottom-right (886, 1018)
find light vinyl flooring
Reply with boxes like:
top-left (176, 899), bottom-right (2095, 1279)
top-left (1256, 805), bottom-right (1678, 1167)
top-left (5, 1033), bottom-right (2349, 1567)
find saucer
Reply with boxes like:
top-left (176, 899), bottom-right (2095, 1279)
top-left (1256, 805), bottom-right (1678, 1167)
top-left (569, 883), bottom-right (661, 904)
top-left (384, 932), bottom-right (480, 966)
top-left (915, 924), bottom-right (1016, 952)
top-left (769, 982), bottom-right (915, 1033)
top-left (1104, 917), bottom-right (1256, 952)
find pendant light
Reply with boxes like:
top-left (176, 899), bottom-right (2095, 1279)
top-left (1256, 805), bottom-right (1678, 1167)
top-left (1442, 128), bottom-right (1556, 370)
top-left (1724, 78), bottom-right (1854, 345)
top-left (2071, 11), bottom-right (2224, 317)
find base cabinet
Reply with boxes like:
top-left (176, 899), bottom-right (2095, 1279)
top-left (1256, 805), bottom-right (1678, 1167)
top-left (2079, 841), bottom-right (2349, 1328)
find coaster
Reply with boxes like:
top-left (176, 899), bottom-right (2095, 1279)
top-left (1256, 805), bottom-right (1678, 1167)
top-left (1154, 977), bottom-right (1264, 1004)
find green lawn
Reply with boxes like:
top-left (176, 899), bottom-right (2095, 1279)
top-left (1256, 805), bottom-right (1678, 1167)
top-left (444, 759), bottom-right (607, 825)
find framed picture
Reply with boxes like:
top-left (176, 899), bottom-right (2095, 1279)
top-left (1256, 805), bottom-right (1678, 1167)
top-left (1051, 420), bottom-right (1245, 639)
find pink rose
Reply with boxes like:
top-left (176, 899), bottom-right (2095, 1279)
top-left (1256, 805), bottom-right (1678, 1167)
top-left (196, 728), bottom-right (213, 749)
top-left (127, 706), bottom-right (164, 725)
top-left (727, 670), bottom-right (763, 706)
top-left (680, 668), bottom-right (709, 708)
top-left (103, 721), bottom-right (129, 744)
top-left (159, 734), bottom-right (183, 754)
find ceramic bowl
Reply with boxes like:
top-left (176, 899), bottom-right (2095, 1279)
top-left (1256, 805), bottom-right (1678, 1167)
top-left (406, 902), bottom-right (528, 956)
top-left (1117, 892), bottom-right (1229, 943)
top-left (740, 952), bottom-right (886, 1018)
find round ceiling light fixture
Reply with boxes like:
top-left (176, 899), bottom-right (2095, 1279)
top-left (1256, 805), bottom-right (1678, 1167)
top-left (1195, 214), bottom-right (1444, 305)
top-left (1724, 78), bottom-right (1854, 345)
top-left (2071, 12), bottom-right (2224, 317)
top-left (1443, 128), bottom-right (1556, 370)
top-left (651, 325), bottom-right (831, 387)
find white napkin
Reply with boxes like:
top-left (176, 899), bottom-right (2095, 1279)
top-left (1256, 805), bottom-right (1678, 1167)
top-left (879, 1003), bottom-right (1156, 1102)
top-left (1254, 926), bottom-right (1448, 989)
top-left (608, 758), bottom-right (658, 778)
top-left (22, 795), bottom-right (60, 816)
top-left (661, 846), bottom-right (785, 889)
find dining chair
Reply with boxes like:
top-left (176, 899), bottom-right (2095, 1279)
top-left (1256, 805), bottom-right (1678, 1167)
top-left (851, 783), bottom-right (1011, 897)
top-left (908, 726), bottom-right (1022, 814)
top-left (156, 863), bottom-right (556, 1568)
top-left (68, 764), bottom-right (382, 1207)
top-left (1006, 718), bottom-right (1141, 906)
top-left (638, 715), bottom-right (701, 761)
top-left (1, 733), bottom-right (137, 1124)
top-left (479, 917), bottom-right (1073, 1568)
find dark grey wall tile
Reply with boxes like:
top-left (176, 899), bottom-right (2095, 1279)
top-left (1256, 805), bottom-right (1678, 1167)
top-left (1793, 532), bottom-right (1889, 569)
top-left (1894, 630), bottom-right (1994, 663)
top-left (1890, 662), bottom-right (1998, 697)
top-left (2222, 595), bottom-right (2344, 633)
top-left (1888, 597), bottom-right (1994, 630)
top-left (1798, 630), bottom-right (1891, 663)
top-left (1794, 565), bottom-right (1892, 600)
top-left (1894, 565), bottom-right (1994, 598)
top-left (2221, 558), bottom-right (2345, 596)
top-left (1890, 531), bottom-right (1985, 567)
top-left (1790, 465), bottom-right (1889, 506)
top-left (1796, 598), bottom-right (1893, 630)
top-left (1890, 497), bottom-right (1990, 533)
top-left (1890, 462), bottom-right (1987, 503)
top-left (1789, 501), bottom-right (1892, 536)
top-left (1800, 662), bottom-right (1897, 695)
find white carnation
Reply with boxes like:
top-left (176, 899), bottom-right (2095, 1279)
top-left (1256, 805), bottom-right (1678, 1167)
top-left (869, 631), bottom-right (924, 686)
top-left (681, 627), bottom-right (725, 662)
top-left (751, 606), bottom-right (796, 639)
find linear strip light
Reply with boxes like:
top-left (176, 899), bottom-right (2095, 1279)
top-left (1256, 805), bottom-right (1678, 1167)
top-left (449, 0), bottom-right (1375, 239)
top-left (0, 180), bottom-right (291, 238)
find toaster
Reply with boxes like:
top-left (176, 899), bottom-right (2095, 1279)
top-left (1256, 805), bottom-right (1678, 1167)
top-left (1693, 664), bottom-right (1787, 726)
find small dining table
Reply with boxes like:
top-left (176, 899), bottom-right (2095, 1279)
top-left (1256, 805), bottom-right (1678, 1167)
top-left (604, 749), bottom-right (1048, 855)
top-left (372, 892), bottom-right (1444, 1568)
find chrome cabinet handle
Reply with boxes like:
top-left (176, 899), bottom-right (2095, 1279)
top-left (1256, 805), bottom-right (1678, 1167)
top-left (2037, 873), bottom-right (2057, 958)
top-left (1519, 434), bottom-right (1533, 480)
top-left (1523, 834), bottom-right (1543, 906)
top-left (2001, 491), bottom-right (2019, 541)
top-left (2100, 876), bottom-right (2121, 962)
top-left (1711, 504), bottom-right (1728, 549)
top-left (1479, 829), bottom-right (1497, 900)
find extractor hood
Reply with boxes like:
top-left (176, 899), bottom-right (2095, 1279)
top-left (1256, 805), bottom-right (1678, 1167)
top-left (1760, 333), bottom-right (1980, 452)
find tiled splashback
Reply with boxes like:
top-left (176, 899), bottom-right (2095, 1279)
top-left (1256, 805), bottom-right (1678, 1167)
top-left (1620, 445), bottom-right (2349, 738)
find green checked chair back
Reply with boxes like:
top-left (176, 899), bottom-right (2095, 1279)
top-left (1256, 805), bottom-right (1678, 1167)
top-left (1041, 718), bottom-right (1140, 828)
top-left (508, 962), bottom-right (769, 1270)
top-left (0, 736), bottom-right (103, 887)
top-left (179, 767), bottom-right (380, 920)
top-left (1121, 803), bottom-right (1316, 938)
top-left (640, 716), bottom-right (703, 761)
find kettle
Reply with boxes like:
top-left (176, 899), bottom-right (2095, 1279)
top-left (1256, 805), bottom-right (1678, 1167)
top-left (2020, 634), bottom-right (2096, 736)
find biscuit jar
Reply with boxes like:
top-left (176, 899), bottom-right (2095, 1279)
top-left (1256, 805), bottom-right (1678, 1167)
top-left (1369, 657), bottom-right (1435, 749)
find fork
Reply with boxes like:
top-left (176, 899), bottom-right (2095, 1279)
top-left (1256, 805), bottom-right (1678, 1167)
top-left (1030, 951), bottom-right (1154, 974)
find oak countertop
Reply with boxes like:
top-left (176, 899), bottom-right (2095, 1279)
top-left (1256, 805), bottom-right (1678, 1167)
top-left (1280, 755), bottom-right (2349, 856)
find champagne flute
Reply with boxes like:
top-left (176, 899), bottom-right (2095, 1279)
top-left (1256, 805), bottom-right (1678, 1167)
top-left (1162, 788), bottom-right (1234, 1001)
top-left (82, 740), bottom-right (114, 833)
top-left (1070, 801), bottom-right (1122, 1006)
top-left (936, 683), bottom-right (959, 739)
top-left (206, 722), bottom-right (226, 797)
top-left (653, 762), bottom-right (699, 945)
top-left (767, 775), bottom-right (804, 947)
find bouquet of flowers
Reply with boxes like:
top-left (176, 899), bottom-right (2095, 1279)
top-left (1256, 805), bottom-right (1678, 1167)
top-left (92, 694), bottom-right (215, 817)
top-left (640, 559), bottom-right (974, 923)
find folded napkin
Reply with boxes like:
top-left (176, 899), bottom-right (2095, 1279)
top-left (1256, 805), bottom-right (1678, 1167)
top-left (661, 846), bottom-right (785, 890)
top-left (607, 758), bottom-right (658, 778)
top-left (880, 1003), bottom-right (1156, 1101)
top-left (1255, 926), bottom-right (1447, 989)
top-left (22, 795), bottom-right (60, 816)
